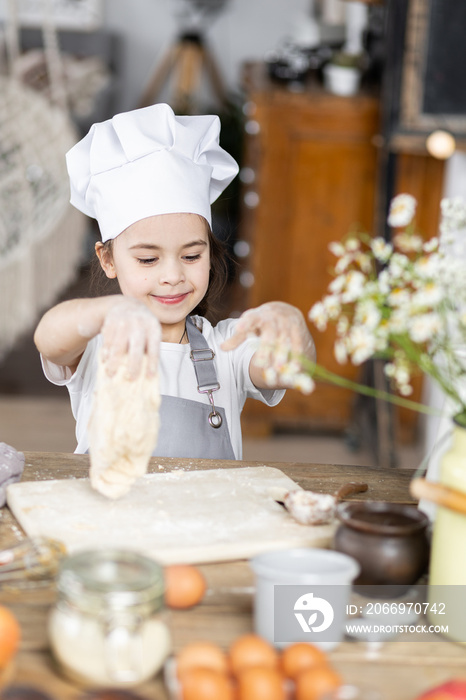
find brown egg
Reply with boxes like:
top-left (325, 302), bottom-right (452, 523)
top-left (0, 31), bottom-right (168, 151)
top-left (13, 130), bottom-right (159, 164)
top-left (164, 564), bottom-right (207, 609)
top-left (179, 667), bottom-right (234, 700)
top-left (280, 642), bottom-right (328, 680)
top-left (229, 633), bottom-right (280, 676)
top-left (177, 641), bottom-right (230, 678)
top-left (295, 665), bottom-right (342, 700)
top-left (0, 605), bottom-right (21, 668)
top-left (237, 666), bottom-right (286, 700)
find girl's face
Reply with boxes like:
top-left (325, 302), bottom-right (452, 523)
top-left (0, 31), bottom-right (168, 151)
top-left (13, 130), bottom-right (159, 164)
top-left (96, 213), bottom-right (210, 342)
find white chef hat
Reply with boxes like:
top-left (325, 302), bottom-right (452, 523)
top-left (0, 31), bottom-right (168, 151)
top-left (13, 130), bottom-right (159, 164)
top-left (66, 103), bottom-right (239, 242)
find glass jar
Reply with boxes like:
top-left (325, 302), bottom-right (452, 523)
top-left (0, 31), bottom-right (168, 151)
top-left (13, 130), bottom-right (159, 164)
top-left (48, 549), bottom-right (171, 687)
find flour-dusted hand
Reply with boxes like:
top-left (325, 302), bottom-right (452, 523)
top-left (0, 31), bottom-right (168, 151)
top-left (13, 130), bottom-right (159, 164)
top-left (221, 301), bottom-right (316, 392)
top-left (101, 297), bottom-right (161, 379)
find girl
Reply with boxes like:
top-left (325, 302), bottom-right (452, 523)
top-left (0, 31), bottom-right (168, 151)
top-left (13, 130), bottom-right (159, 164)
top-left (34, 103), bottom-right (315, 460)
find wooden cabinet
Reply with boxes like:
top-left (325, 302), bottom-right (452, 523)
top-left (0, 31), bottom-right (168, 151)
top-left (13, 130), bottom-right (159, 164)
top-left (233, 64), bottom-right (445, 440)
top-left (233, 64), bottom-right (382, 435)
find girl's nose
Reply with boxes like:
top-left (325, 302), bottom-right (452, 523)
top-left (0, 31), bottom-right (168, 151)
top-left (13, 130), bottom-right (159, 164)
top-left (159, 259), bottom-right (185, 285)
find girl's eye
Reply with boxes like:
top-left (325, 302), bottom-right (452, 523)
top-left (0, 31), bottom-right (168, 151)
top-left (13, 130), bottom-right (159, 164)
top-left (137, 257), bottom-right (157, 265)
top-left (183, 254), bottom-right (202, 262)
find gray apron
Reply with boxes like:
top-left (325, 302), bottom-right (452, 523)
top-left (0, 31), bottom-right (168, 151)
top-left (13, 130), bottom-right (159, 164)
top-left (153, 316), bottom-right (236, 460)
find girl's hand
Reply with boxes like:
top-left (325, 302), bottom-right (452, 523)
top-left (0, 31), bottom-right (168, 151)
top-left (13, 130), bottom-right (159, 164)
top-left (221, 302), bottom-right (316, 390)
top-left (101, 297), bottom-right (161, 379)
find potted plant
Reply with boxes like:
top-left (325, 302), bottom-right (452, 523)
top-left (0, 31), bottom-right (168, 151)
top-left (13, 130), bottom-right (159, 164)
top-left (323, 51), bottom-right (363, 96)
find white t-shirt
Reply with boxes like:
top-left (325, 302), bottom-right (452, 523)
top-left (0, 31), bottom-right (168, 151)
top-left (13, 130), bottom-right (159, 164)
top-left (42, 315), bottom-right (285, 459)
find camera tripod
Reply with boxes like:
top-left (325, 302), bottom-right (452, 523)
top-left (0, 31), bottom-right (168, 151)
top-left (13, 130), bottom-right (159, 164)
top-left (138, 31), bottom-right (228, 114)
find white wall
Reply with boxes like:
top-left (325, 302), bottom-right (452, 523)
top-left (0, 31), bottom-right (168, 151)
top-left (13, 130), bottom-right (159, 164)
top-left (0, 0), bottom-right (346, 112)
top-left (102, 0), bottom-right (314, 111)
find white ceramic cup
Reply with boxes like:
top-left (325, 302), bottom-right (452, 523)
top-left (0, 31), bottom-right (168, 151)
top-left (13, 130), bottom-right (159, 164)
top-left (250, 548), bottom-right (360, 650)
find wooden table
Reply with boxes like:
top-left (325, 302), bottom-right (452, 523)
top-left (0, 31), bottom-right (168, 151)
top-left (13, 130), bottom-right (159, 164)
top-left (0, 453), bottom-right (464, 700)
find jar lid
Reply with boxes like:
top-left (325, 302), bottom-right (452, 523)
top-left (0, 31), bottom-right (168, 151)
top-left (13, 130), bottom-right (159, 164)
top-left (57, 549), bottom-right (164, 614)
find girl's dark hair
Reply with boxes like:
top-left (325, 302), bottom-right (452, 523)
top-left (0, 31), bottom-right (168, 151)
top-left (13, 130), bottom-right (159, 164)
top-left (89, 219), bottom-right (230, 323)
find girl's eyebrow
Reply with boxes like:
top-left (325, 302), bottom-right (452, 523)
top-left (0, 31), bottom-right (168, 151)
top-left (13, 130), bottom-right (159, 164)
top-left (129, 240), bottom-right (207, 250)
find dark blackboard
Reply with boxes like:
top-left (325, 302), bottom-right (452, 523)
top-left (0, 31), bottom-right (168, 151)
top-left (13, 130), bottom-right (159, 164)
top-left (423, 0), bottom-right (466, 115)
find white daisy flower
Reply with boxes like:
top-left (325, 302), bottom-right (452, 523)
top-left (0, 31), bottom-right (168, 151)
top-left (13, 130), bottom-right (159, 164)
top-left (377, 269), bottom-right (391, 295)
top-left (399, 384), bottom-right (413, 396)
top-left (355, 252), bottom-right (373, 274)
top-left (292, 374), bottom-right (316, 394)
top-left (341, 270), bottom-right (366, 303)
top-left (408, 313), bottom-right (443, 344)
top-left (308, 302), bottom-right (328, 331)
top-left (328, 241), bottom-right (345, 257)
top-left (371, 238), bottom-right (393, 262)
top-left (388, 253), bottom-right (410, 279)
top-left (323, 294), bottom-right (341, 319)
top-left (329, 275), bottom-right (346, 294)
top-left (388, 288), bottom-right (411, 307)
top-left (354, 300), bottom-right (381, 330)
top-left (336, 315), bottom-right (350, 336)
top-left (413, 254), bottom-right (441, 278)
top-left (374, 324), bottom-right (389, 352)
top-left (388, 194), bottom-right (417, 228)
top-left (394, 365), bottom-right (411, 386)
top-left (423, 237), bottom-right (439, 253)
top-left (335, 255), bottom-right (352, 274)
top-left (394, 233), bottom-right (423, 253)
top-left (384, 363), bottom-right (396, 378)
top-left (412, 282), bottom-right (443, 308)
top-left (347, 325), bottom-right (377, 365)
top-left (346, 238), bottom-right (360, 252)
top-left (440, 196), bottom-right (466, 234)
top-left (388, 309), bottom-right (409, 334)
top-left (334, 339), bottom-right (348, 364)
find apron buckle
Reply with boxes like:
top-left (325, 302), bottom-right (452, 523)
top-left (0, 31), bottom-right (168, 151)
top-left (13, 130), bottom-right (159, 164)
top-left (190, 348), bottom-right (215, 362)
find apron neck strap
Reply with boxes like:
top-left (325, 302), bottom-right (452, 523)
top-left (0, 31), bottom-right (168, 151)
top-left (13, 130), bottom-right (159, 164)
top-left (186, 316), bottom-right (220, 395)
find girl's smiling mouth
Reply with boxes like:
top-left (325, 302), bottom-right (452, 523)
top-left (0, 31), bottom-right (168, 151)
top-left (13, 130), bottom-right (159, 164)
top-left (152, 293), bottom-right (190, 305)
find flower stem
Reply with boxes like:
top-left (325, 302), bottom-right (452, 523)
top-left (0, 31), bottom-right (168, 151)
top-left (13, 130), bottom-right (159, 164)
top-left (301, 358), bottom-right (441, 416)
top-left (393, 334), bottom-right (461, 407)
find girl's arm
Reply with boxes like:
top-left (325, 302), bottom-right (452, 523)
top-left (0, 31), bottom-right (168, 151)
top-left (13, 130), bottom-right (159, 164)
top-left (221, 302), bottom-right (316, 390)
top-left (34, 295), bottom-right (161, 378)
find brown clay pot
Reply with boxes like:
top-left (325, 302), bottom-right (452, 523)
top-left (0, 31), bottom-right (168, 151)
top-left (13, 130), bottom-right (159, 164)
top-left (334, 501), bottom-right (430, 595)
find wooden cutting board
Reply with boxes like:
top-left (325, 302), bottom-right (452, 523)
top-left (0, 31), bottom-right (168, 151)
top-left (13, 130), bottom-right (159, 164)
top-left (6, 466), bottom-right (335, 564)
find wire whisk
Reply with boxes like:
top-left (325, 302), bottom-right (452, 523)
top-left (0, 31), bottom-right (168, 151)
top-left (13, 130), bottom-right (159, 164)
top-left (0, 537), bottom-right (66, 586)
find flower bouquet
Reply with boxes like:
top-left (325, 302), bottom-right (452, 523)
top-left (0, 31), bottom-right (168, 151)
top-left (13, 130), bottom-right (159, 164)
top-left (280, 194), bottom-right (466, 427)
top-left (267, 194), bottom-right (466, 632)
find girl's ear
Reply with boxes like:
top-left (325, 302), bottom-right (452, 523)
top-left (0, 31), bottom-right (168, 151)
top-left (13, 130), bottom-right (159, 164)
top-left (95, 242), bottom-right (117, 279)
